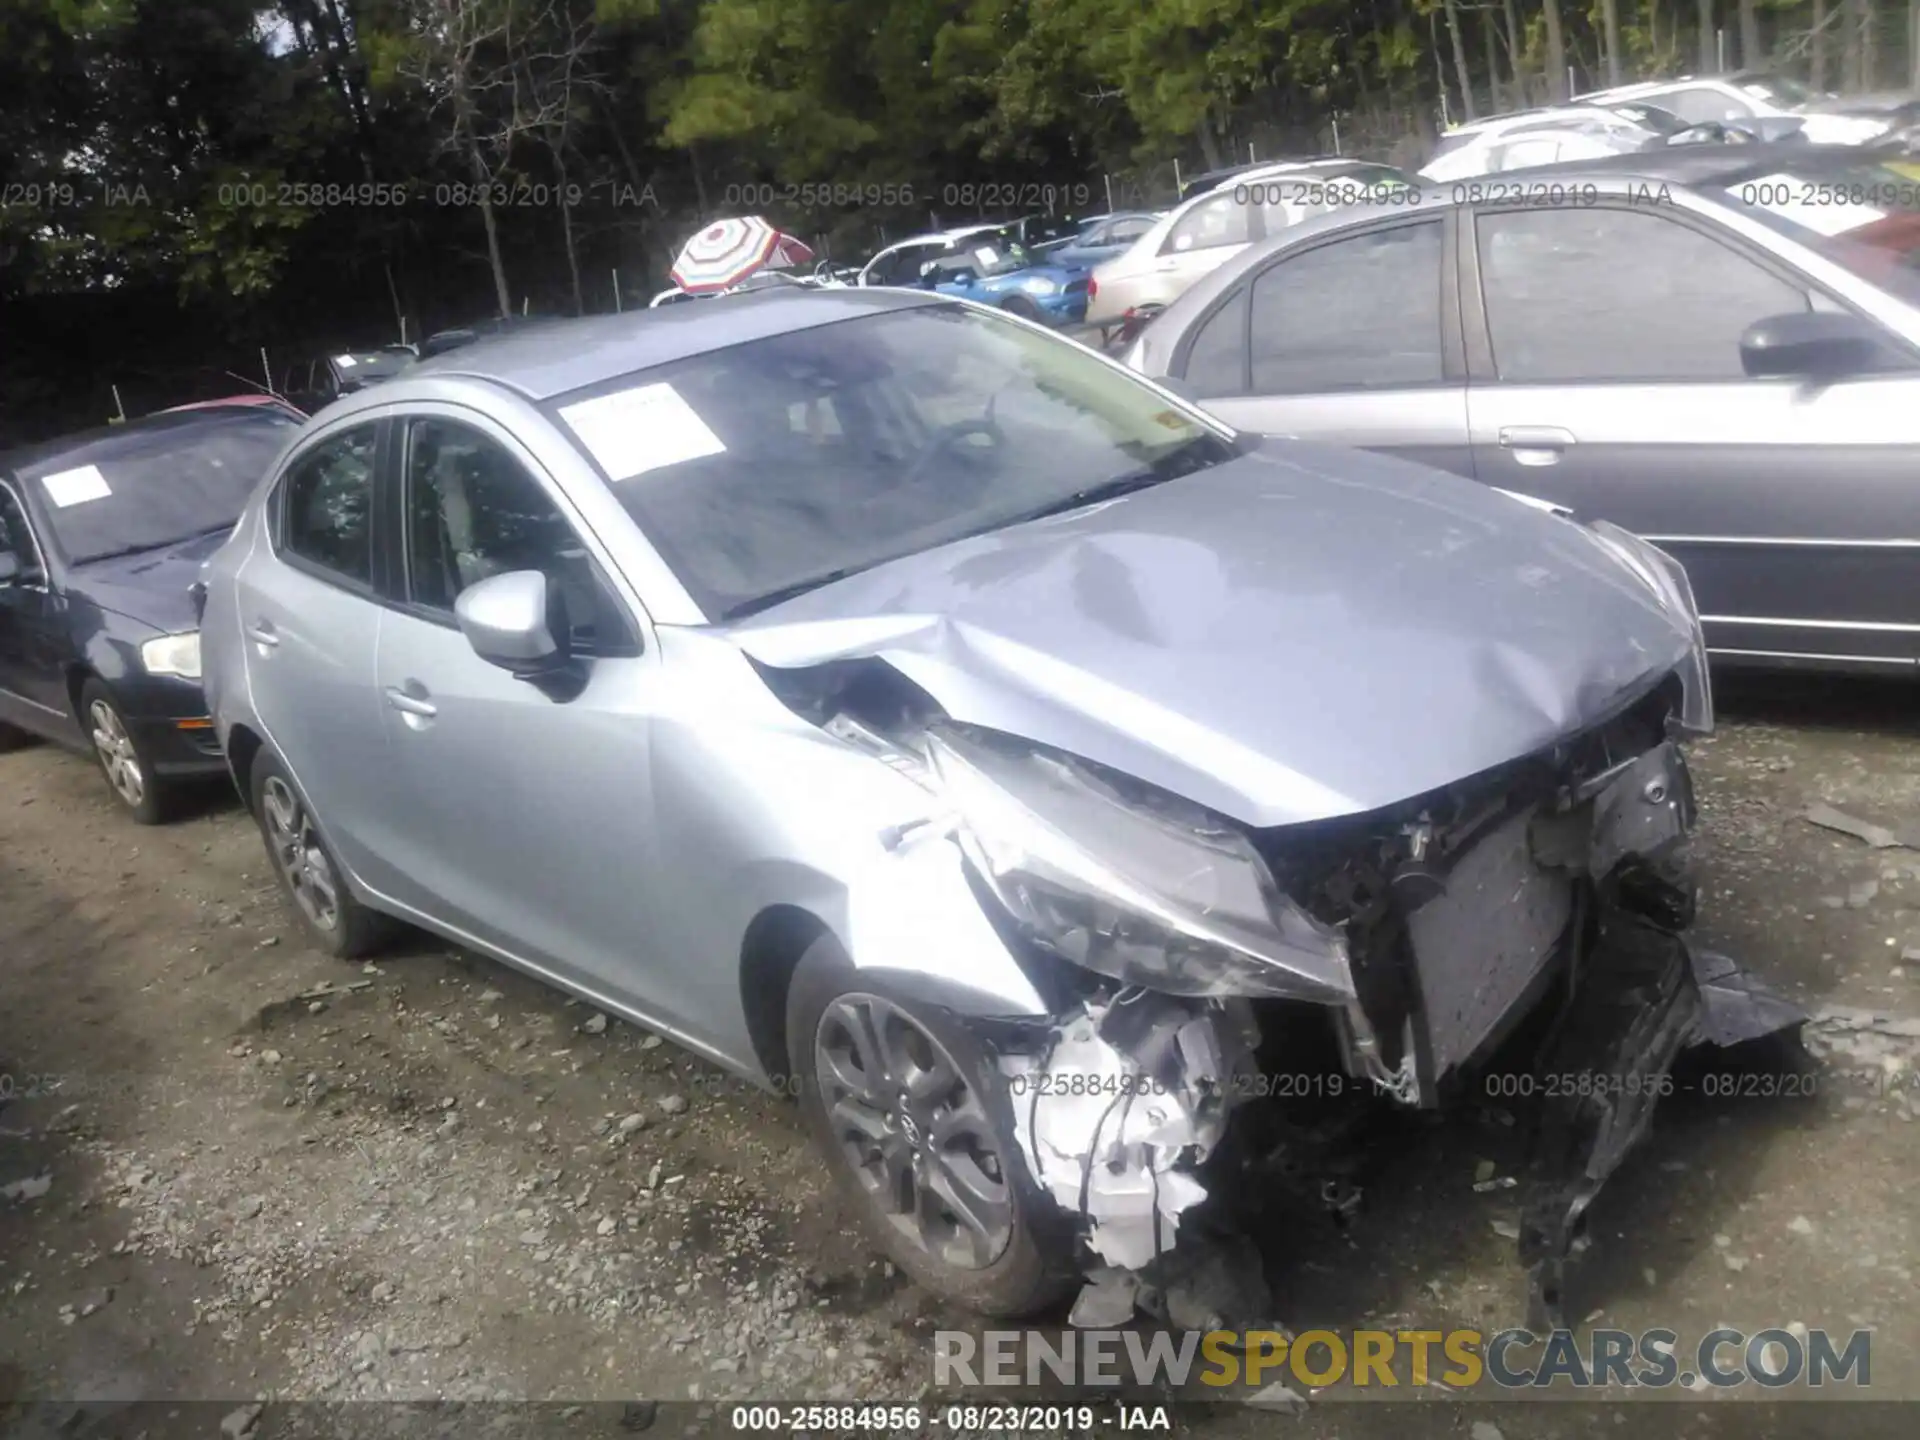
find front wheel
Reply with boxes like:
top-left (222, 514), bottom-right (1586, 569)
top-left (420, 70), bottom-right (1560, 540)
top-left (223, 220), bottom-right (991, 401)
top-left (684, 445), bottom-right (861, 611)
top-left (79, 679), bottom-right (174, 824)
top-left (787, 936), bottom-right (1075, 1316)
top-left (249, 750), bottom-right (394, 959)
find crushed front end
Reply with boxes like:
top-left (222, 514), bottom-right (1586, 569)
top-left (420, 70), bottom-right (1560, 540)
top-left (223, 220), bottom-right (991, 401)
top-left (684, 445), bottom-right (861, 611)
top-left (966, 673), bottom-right (1800, 1325)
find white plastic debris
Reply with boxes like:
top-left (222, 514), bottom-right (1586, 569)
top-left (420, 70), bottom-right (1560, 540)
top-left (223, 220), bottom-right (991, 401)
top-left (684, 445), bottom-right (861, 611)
top-left (1, 1173), bottom-right (52, 1202)
top-left (1004, 998), bottom-right (1229, 1270)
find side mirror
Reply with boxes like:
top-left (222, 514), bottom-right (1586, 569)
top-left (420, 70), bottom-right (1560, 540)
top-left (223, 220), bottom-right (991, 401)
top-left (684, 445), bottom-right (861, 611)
top-left (1740, 310), bottom-right (1884, 379)
top-left (0, 551), bottom-right (20, 585)
top-left (454, 570), bottom-right (571, 679)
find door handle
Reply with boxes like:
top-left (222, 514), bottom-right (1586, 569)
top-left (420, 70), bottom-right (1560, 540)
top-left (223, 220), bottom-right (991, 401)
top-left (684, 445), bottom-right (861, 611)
top-left (245, 619), bottom-right (280, 648)
top-left (1498, 425), bottom-right (1576, 450)
top-left (1498, 425), bottom-right (1576, 467)
top-left (383, 686), bottom-right (438, 719)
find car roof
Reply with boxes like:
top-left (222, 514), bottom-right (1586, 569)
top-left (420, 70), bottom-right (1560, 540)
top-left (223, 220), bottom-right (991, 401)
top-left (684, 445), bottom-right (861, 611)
top-left (1443, 103), bottom-right (1647, 136)
top-left (1481, 138), bottom-right (1889, 185)
top-left (1574, 76), bottom-right (1732, 102)
top-left (0, 405), bottom-right (298, 482)
top-left (404, 286), bottom-right (945, 402)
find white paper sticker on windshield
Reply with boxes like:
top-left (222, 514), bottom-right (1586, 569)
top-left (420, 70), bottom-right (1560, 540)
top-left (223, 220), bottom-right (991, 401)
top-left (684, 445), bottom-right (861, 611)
top-left (40, 464), bottom-right (112, 507)
top-left (973, 246), bottom-right (1000, 267)
top-left (559, 383), bottom-right (727, 481)
top-left (1735, 174), bottom-right (1886, 236)
top-left (335, 353), bottom-right (358, 367)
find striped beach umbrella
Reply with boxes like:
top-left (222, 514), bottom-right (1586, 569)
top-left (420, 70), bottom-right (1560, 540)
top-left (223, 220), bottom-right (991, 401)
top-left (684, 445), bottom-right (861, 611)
top-left (670, 216), bottom-right (816, 294)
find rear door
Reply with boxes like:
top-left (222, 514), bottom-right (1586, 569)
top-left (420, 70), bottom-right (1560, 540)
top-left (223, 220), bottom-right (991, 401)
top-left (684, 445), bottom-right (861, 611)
top-left (234, 421), bottom-right (409, 883)
top-left (1169, 213), bottom-right (1476, 475)
top-left (1463, 199), bottom-right (1920, 668)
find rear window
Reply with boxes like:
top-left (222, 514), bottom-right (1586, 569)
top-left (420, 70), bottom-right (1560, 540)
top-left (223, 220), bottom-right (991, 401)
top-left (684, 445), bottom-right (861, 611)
top-left (25, 412), bottom-right (297, 565)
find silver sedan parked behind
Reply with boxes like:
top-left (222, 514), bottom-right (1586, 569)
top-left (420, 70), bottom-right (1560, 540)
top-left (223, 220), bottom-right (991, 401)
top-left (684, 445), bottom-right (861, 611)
top-left (1126, 143), bottom-right (1920, 673)
top-left (199, 287), bottom-right (1788, 1323)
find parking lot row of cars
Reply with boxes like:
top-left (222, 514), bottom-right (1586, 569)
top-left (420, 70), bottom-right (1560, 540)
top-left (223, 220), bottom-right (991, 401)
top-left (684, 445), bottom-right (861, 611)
top-left (7, 100), bottom-right (1899, 1324)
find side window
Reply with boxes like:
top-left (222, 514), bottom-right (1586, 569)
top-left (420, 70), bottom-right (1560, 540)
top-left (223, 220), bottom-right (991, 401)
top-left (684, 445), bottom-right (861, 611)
top-left (1109, 219), bottom-right (1152, 244)
top-left (1492, 138), bottom-right (1562, 171)
top-left (280, 425), bottom-right (378, 585)
top-left (1476, 207), bottom-right (1809, 382)
top-left (1161, 193), bottom-right (1252, 255)
top-left (0, 482), bottom-right (37, 566)
top-left (401, 419), bottom-right (632, 655)
top-left (1181, 288), bottom-right (1250, 398)
top-left (1247, 221), bottom-right (1445, 394)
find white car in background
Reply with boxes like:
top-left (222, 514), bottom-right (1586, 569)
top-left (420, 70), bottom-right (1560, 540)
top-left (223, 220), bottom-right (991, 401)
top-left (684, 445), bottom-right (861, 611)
top-left (1085, 158), bottom-right (1413, 330)
top-left (1419, 106), bottom-right (1669, 181)
top-left (1575, 73), bottom-right (1889, 145)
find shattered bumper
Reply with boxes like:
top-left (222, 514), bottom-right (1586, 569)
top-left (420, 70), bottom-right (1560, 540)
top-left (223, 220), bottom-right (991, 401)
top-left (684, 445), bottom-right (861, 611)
top-left (993, 732), bottom-right (1803, 1320)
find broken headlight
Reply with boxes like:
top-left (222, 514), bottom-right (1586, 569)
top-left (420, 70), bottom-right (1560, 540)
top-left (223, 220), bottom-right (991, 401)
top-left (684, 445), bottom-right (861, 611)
top-left (1587, 521), bottom-right (1713, 735)
top-left (924, 725), bottom-right (1354, 1004)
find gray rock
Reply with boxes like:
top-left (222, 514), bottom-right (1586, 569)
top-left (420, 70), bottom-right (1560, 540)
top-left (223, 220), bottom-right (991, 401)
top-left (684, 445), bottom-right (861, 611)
top-left (657, 1095), bottom-right (688, 1117)
top-left (582, 1013), bottom-right (609, 1035)
top-left (220, 1404), bottom-right (265, 1440)
top-left (1470, 1425), bottom-right (1506, 1440)
top-left (236, 1195), bottom-right (265, 1220)
top-left (617, 1113), bottom-right (648, 1135)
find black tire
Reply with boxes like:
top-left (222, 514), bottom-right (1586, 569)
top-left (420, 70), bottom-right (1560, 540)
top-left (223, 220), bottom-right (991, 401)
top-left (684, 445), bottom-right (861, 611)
top-left (787, 935), bottom-right (1075, 1316)
top-left (998, 295), bottom-right (1044, 322)
top-left (78, 679), bottom-right (175, 825)
top-left (248, 749), bottom-right (393, 960)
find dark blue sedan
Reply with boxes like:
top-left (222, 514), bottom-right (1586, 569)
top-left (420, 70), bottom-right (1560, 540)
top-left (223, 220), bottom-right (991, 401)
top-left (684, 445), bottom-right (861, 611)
top-left (0, 404), bottom-right (300, 821)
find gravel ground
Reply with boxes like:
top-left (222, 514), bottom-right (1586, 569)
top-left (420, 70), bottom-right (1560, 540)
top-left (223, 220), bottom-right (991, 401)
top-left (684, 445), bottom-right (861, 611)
top-left (2, 673), bottom-right (1918, 1439)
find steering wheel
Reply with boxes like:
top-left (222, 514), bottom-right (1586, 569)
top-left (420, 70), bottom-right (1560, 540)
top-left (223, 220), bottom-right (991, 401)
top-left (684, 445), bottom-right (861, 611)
top-left (901, 417), bottom-right (1004, 487)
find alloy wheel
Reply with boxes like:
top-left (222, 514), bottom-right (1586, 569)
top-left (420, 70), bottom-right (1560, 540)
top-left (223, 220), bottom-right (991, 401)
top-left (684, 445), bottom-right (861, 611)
top-left (88, 699), bottom-right (144, 809)
top-left (814, 993), bottom-right (1014, 1270)
top-left (260, 776), bottom-right (340, 932)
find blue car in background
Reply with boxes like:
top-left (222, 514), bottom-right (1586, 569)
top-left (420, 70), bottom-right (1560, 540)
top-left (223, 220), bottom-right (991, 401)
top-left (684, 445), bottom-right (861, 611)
top-left (856, 223), bottom-right (1092, 326)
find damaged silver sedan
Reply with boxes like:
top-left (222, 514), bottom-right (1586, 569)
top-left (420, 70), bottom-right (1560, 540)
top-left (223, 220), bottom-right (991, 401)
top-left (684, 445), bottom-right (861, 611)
top-left (199, 285), bottom-right (1800, 1324)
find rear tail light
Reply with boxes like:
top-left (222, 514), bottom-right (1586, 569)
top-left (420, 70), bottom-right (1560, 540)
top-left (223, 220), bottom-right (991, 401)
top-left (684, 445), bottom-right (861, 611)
top-left (1087, 275), bottom-right (1098, 300)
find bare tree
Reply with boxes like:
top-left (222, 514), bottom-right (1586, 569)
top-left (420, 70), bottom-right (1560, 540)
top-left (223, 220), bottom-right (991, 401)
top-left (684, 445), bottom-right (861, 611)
top-left (401, 0), bottom-right (582, 317)
top-left (519, 1), bottom-right (604, 315)
top-left (1911, 0), bottom-right (1920, 89)
top-left (1599, 0), bottom-right (1625, 86)
top-left (1813, 0), bottom-right (1829, 88)
top-left (1843, 0), bottom-right (1865, 89)
top-left (1697, 0), bottom-right (1714, 72)
top-left (1481, 3), bottom-right (1504, 111)
top-left (1500, 0), bottom-right (1524, 97)
top-left (1542, 0), bottom-right (1569, 98)
top-left (1738, 0), bottom-right (1761, 68)
top-left (1443, 0), bottom-right (1478, 120)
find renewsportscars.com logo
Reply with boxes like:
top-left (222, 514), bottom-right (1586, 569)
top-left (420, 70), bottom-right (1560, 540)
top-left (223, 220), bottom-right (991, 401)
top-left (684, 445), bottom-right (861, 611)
top-left (934, 1326), bottom-right (1873, 1391)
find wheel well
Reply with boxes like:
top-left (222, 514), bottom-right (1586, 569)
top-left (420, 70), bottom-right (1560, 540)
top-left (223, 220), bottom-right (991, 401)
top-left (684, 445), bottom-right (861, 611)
top-left (739, 904), bottom-right (829, 1084)
top-left (222, 722), bottom-right (264, 799)
top-left (63, 665), bottom-right (94, 722)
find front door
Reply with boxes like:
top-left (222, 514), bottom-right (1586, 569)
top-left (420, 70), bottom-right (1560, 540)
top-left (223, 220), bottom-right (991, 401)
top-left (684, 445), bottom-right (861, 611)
top-left (0, 479), bottom-right (70, 737)
top-left (371, 412), bottom-right (678, 1023)
top-left (1173, 215), bottom-right (1477, 477)
top-left (1463, 200), bottom-right (1920, 669)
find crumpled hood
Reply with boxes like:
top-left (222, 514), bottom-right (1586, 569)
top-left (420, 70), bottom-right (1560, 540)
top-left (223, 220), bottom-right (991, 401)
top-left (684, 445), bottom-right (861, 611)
top-left (720, 440), bottom-right (1696, 829)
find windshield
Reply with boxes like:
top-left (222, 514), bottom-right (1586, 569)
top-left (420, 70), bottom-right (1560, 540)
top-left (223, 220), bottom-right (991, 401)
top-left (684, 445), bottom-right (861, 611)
top-left (335, 350), bottom-right (408, 381)
top-left (1610, 102), bottom-right (1686, 134)
top-left (1737, 73), bottom-right (1814, 108)
top-left (967, 230), bottom-right (1038, 275)
top-left (1717, 163), bottom-right (1920, 306)
top-left (549, 304), bottom-right (1235, 619)
top-left (25, 411), bottom-right (297, 565)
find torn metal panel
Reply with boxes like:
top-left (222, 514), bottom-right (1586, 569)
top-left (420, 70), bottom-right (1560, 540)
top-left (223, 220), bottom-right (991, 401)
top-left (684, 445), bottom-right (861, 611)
top-left (1519, 907), bottom-right (1702, 1332)
top-left (1587, 741), bottom-right (1694, 878)
top-left (1689, 948), bottom-right (1808, 1048)
top-left (1003, 994), bottom-right (1240, 1272)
